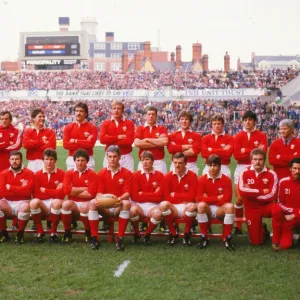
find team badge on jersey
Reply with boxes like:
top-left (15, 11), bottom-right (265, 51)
top-left (0, 133), bottom-right (3, 138)
top-left (54, 181), bottom-right (59, 185)
top-left (84, 132), bottom-right (90, 137)
top-left (10, 133), bottom-right (14, 137)
top-left (155, 132), bottom-right (160, 137)
top-left (254, 141), bottom-right (259, 146)
top-left (188, 139), bottom-right (193, 144)
top-left (263, 178), bottom-right (269, 184)
top-left (218, 188), bottom-right (223, 194)
top-left (122, 126), bottom-right (127, 132)
top-left (221, 144), bottom-right (226, 148)
top-left (290, 144), bottom-right (295, 150)
top-left (184, 184), bottom-right (189, 190)
top-left (152, 182), bottom-right (158, 187)
top-left (119, 178), bottom-right (124, 184)
top-left (85, 180), bottom-right (88, 185)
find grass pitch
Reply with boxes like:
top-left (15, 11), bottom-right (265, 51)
top-left (0, 147), bottom-right (300, 300)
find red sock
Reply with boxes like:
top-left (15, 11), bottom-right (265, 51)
top-left (118, 211), bottom-right (130, 238)
top-left (223, 224), bottom-right (233, 240)
top-left (145, 218), bottom-right (160, 235)
top-left (12, 217), bottom-right (17, 228)
top-left (50, 212), bottom-right (61, 235)
top-left (80, 215), bottom-right (90, 231)
top-left (130, 218), bottom-right (140, 236)
top-left (89, 220), bottom-right (99, 239)
top-left (18, 219), bottom-right (29, 232)
top-left (61, 211), bottom-right (72, 231)
top-left (162, 210), bottom-right (177, 236)
top-left (234, 205), bottom-right (243, 230)
top-left (31, 211), bottom-right (44, 234)
top-left (0, 215), bottom-right (6, 231)
top-left (183, 213), bottom-right (195, 234)
top-left (198, 222), bottom-right (208, 236)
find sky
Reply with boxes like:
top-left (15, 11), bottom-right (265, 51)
top-left (0, 0), bottom-right (299, 69)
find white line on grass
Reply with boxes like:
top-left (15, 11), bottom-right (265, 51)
top-left (114, 260), bottom-right (131, 278)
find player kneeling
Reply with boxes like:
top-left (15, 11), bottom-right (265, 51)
top-left (0, 151), bottom-right (34, 244)
top-left (88, 146), bottom-right (132, 250)
top-left (62, 149), bottom-right (98, 243)
top-left (160, 152), bottom-right (198, 246)
top-left (30, 149), bottom-right (65, 243)
top-left (130, 151), bottom-right (164, 245)
top-left (196, 154), bottom-right (235, 250)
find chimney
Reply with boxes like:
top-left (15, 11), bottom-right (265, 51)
top-left (224, 51), bottom-right (230, 72)
top-left (202, 54), bottom-right (209, 71)
top-left (170, 52), bottom-right (175, 62)
top-left (105, 32), bottom-right (114, 42)
top-left (122, 51), bottom-right (129, 72)
top-left (58, 17), bottom-right (70, 31)
top-left (175, 45), bottom-right (182, 69)
top-left (192, 43), bottom-right (201, 63)
top-left (135, 51), bottom-right (142, 71)
top-left (144, 41), bottom-right (152, 60)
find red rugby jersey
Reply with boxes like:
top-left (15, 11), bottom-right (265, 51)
top-left (63, 121), bottom-right (98, 156)
top-left (132, 169), bottom-right (164, 203)
top-left (278, 176), bottom-right (300, 216)
top-left (97, 167), bottom-right (132, 198)
top-left (23, 127), bottom-right (56, 160)
top-left (233, 129), bottom-right (268, 164)
top-left (164, 170), bottom-right (198, 204)
top-left (201, 133), bottom-right (233, 165)
top-left (238, 166), bottom-right (278, 208)
top-left (269, 138), bottom-right (300, 180)
top-left (135, 124), bottom-right (168, 160)
top-left (0, 167), bottom-right (34, 201)
top-left (99, 118), bottom-right (134, 155)
top-left (167, 130), bottom-right (201, 163)
top-left (63, 168), bottom-right (98, 202)
top-left (33, 168), bottom-right (65, 200)
top-left (197, 173), bottom-right (232, 206)
top-left (0, 124), bottom-right (22, 172)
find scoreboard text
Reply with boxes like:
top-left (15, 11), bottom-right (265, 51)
top-left (25, 43), bottom-right (80, 56)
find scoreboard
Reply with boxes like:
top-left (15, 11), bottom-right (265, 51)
top-left (25, 43), bottom-right (80, 56)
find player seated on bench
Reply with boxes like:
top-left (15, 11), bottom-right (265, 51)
top-left (196, 154), bottom-right (235, 250)
top-left (159, 152), bottom-right (198, 246)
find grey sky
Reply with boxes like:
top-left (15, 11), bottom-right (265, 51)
top-left (0, 0), bottom-right (299, 69)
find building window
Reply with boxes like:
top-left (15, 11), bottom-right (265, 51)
top-left (128, 53), bottom-right (134, 59)
top-left (111, 53), bottom-right (122, 58)
top-left (110, 62), bottom-right (122, 71)
top-left (94, 42), bottom-right (106, 50)
top-left (94, 62), bottom-right (106, 71)
top-left (94, 52), bottom-right (106, 58)
top-left (128, 43), bottom-right (140, 50)
top-left (111, 42), bottom-right (123, 50)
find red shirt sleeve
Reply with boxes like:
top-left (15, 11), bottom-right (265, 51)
top-left (23, 129), bottom-right (43, 149)
top-left (40, 129), bottom-right (56, 151)
top-left (99, 120), bottom-right (119, 144)
top-left (63, 124), bottom-right (78, 150)
top-left (115, 121), bottom-right (134, 147)
top-left (10, 170), bottom-right (34, 197)
top-left (63, 171), bottom-right (73, 197)
top-left (167, 133), bottom-right (183, 154)
top-left (87, 171), bottom-right (98, 197)
top-left (76, 125), bottom-right (98, 150)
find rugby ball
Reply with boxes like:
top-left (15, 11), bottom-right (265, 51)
top-left (95, 194), bottom-right (120, 208)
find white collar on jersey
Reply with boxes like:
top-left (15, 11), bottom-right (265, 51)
top-left (207, 171), bottom-right (223, 180)
top-left (141, 168), bottom-right (155, 175)
top-left (73, 167), bottom-right (88, 174)
top-left (172, 168), bottom-right (188, 177)
top-left (250, 165), bottom-right (267, 175)
top-left (211, 131), bottom-right (226, 136)
top-left (42, 167), bottom-right (57, 174)
top-left (111, 116), bottom-right (126, 122)
top-left (243, 126), bottom-right (257, 133)
top-left (144, 122), bottom-right (158, 127)
top-left (9, 165), bottom-right (24, 174)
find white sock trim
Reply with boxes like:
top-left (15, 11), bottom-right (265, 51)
top-left (185, 211), bottom-right (197, 218)
top-left (197, 213), bottom-right (208, 223)
top-left (88, 210), bottom-right (99, 221)
top-left (62, 209), bottom-right (72, 215)
top-left (18, 212), bottom-right (30, 221)
top-left (130, 215), bottom-right (139, 222)
top-left (119, 211), bottom-right (130, 219)
top-left (234, 204), bottom-right (244, 209)
top-left (224, 213), bottom-right (235, 225)
top-left (150, 217), bottom-right (161, 225)
top-left (0, 211), bottom-right (4, 218)
top-left (162, 209), bottom-right (172, 216)
top-left (50, 208), bottom-right (61, 215)
top-left (80, 213), bottom-right (88, 218)
top-left (30, 208), bottom-right (41, 215)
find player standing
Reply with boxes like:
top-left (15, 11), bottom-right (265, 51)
top-left (99, 101), bottom-right (135, 171)
top-left (238, 148), bottom-right (283, 251)
top-left (0, 151), bottom-right (34, 244)
top-left (269, 119), bottom-right (300, 180)
top-left (278, 158), bottom-right (300, 250)
top-left (196, 154), bottom-right (235, 250)
top-left (23, 109), bottom-right (56, 172)
top-left (233, 111), bottom-right (268, 234)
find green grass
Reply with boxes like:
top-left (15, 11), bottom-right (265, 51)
top-left (1, 147), bottom-right (299, 300)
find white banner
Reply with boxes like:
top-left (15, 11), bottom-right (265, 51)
top-left (0, 90), bottom-right (47, 101)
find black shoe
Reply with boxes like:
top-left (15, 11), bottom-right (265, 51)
top-left (49, 234), bottom-right (59, 243)
top-left (160, 221), bottom-right (169, 233)
top-left (263, 223), bottom-right (270, 243)
top-left (11, 224), bottom-right (18, 230)
top-left (223, 235), bottom-right (235, 251)
top-left (99, 221), bottom-right (109, 232)
top-left (31, 224), bottom-right (37, 230)
top-left (15, 231), bottom-right (24, 245)
top-left (62, 230), bottom-right (72, 243)
top-left (139, 222), bottom-right (148, 233)
top-left (190, 225), bottom-right (197, 234)
top-left (116, 237), bottom-right (125, 251)
top-left (197, 235), bottom-right (209, 249)
top-left (144, 234), bottom-right (152, 245)
top-left (90, 236), bottom-right (100, 250)
top-left (232, 227), bottom-right (243, 236)
top-left (132, 234), bottom-right (141, 245)
top-left (34, 233), bottom-right (45, 243)
top-left (183, 232), bottom-right (192, 246)
top-left (71, 221), bottom-right (78, 230)
top-left (85, 230), bottom-right (91, 243)
top-left (47, 221), bottom-right (52, 230)
top-left (167, 234), bottom-right (178, 246)
top-left (0, 231), bottom-right (10, 243)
